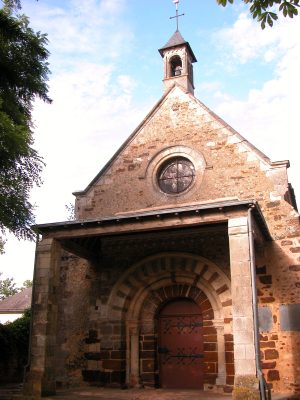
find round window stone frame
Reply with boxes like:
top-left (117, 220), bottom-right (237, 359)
top-left (145, 145), bottom-right (207, 198)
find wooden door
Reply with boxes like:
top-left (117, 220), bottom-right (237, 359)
top-left (158, 298), bottom-right (204, 389)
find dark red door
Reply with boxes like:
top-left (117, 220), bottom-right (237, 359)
top-left (158, 299), bottom-right (204, 389)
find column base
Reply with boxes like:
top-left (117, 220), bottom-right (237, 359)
top-left (23, 369), bottom-right (42, 399)
top-left (23, 368), bottom-right (56, 399)
top-left (232, 375), bottom-right (260, 400)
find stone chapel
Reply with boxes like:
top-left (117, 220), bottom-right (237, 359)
top-left (24, 25), bottom-right (300, 400)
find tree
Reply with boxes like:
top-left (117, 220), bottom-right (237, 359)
top-left (21, 279), bottom-right (32, 289)
top-left (65, 203), bottom-right (75, 221)
top-left (0, 273), bottom-right (32, 300)
top-left (217, 0), bottom-right (299, 28)
top-left (0, 1), bottom-right (51, 252)
top-left (0, 309), bottom-right (31, 381)
top-left (0, 272), bottom-right (19, 300)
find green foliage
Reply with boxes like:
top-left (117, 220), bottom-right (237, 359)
top-left (21, 279), bottom-right (32, 289)
top-left (0, 237), bottom-right (5, 254)
top-left (0, 309), bottom-right (31, 380)
top-left (0, 273), bottom-right (32, 299)
top-left (8, 308), bottom-right (31, 360)
top-left (0, 272), bottom-right (19, 299)
top-left (2, 0), bottom-right (21, 12)
top-left (0, 272), bottom-right (32, 300)
top-left (216, 0), bottom-right (299, 28)
top-left (65, 203), bottom-right (75, 221)
top-left (0, 4), bottom-right (51, 247)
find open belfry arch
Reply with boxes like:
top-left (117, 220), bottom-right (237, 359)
top-left (24, 1), bottom-right (300, 399)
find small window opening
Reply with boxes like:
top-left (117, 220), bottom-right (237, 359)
top-left (170, 56), bottom-right (182, 77)
top-left (188, 62), bottom-right (194, 85)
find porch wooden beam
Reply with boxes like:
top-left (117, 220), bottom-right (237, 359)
top-left (60, 239), bottom-right (99, 261)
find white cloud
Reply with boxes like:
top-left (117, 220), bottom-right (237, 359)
top-left (1, 0), bottom-right (149, 283)
top-left (24, 0), bottom-right (133, 59)
top-left (214, 14), bottom-right (300, 200)
top-left (214, 12), bottom-right (299, 66)
top-left (198, 81), bottom-right (222, 93)
top-left (31, 60), bottom-right (150, 224)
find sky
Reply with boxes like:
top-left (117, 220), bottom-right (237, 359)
top-left (1, 0), bottom-right (300, 286)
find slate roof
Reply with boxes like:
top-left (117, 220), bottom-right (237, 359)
top-left (0, 287), bottom-right (32, 313)
top-left (158, 30), bottom-right (197, 62)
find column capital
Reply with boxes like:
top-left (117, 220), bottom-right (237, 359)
top-left (212, 319), bottom-right (225, 330)
top-left (228, 216), bottom-right (249, 236)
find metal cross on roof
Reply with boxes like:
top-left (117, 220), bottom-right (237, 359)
top-left (170, 0), bottom-right (184, 31)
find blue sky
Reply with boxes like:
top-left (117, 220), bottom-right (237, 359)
top-left (1, 0), bottom-right (300, 285)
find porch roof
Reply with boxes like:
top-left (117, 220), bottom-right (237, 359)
top-left (34, 199), bottom-right (271, 241)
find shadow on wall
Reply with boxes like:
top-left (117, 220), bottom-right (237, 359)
top-left (256, 241), bottom-right (300, 395)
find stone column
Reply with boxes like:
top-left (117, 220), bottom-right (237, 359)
top-left (126, 321), bottom-right (140, 388)
top-left (213, 320), bottom-right (226, 386)
top-left (228, 217), bottom-right (260, 399)
top-left (23, 238), bottom-right (61, 399)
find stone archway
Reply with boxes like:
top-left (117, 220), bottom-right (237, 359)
top-left (107, 252), bottom-right (232, 390)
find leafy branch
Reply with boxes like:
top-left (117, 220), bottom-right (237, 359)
top-left (217, 0), bottom-right (299, 28)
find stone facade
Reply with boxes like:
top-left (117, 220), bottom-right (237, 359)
top-left (24, 31), bottom-right (300, 399)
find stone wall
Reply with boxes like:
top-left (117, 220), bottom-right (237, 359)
top-left (75, 86), bottom-right (299, 242)
top-left (49, 223), bottom-right (300, 395)
top-left (255, 239), bottom-right (300, 394)
top-left (54, 253), bottom-right (94, 388)
top-left (53, 229), bottom-right (232, 391)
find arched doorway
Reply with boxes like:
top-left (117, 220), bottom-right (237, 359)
top-left (107, 253), bottom-right (232, 389)
top-left (158, 298), bottom-right (204, 389)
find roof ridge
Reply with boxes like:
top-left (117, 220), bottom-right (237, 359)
top-left (160, 30), bottom-right (187, 49)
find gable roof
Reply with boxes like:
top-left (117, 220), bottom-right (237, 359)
top-left (73, 84), bottom-right (289, 197)
top-left (0, 287), bottom-right (32, 313)
top-left (158, 30), bottom-right (197, 62)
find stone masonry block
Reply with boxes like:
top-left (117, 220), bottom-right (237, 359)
top-left (232, 285), bottom-right (252, 304)
top-left (245, 344), bottom-right (256, 360)
top-left (219, 292), bottom-right (231, 304)
top-left (233, 328), bottom-right (254, 345)
top-left (89, 343), bottom-right (100, 352)
top-left (35, 265), bottom-right (51, 278)
top-left (232, 301), bottom-right (253, 318)
top-left (234, 359), bottom-right (256, 375)
top-left (234, 344), bottom-right (246, 360)
top-left (36, 256), bottom-right (52, 270)
top-left (232, 375), bottom-right (260, 400)
top-left (118, 284), bottom-right (132, 297)
top-left (37, 239), bottom-right (54, 253)
top-left (233, 317), bottom-right (254, 334)
top-left (229, 237), bottom-right (251, 263)
top-left (210, 275), bottom-right (225, 291)
top-left (228, 217), bottom-right (248, 232)
top-left (87, 360), bottom-right (99, 370)
top-left (230, 262), bottom-right (251, 280)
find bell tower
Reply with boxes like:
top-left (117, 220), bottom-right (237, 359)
top-left (158, 1), bottom-right (197, 95)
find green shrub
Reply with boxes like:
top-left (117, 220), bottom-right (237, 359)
top-left (0, 309), bottom-right (31, 382)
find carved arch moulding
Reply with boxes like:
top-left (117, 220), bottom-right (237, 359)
top-left (107, 252), bottom-right (232, 388)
